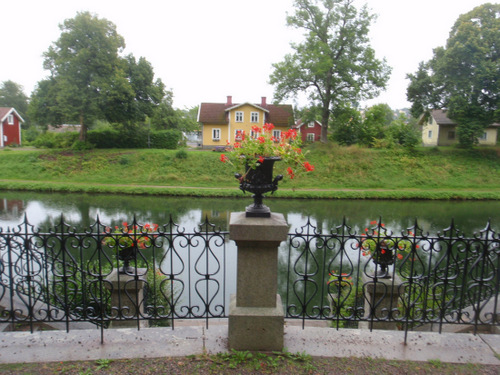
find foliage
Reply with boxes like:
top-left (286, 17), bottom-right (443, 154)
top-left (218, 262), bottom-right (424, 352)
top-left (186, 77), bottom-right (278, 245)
top-left (360, 220), bottom-right (413, 262)
top-left (327, 271), bottom-right (362, 328)
top-left (386, 115), bottom-right (421, 150)
top-left (406, 3), bottom-right (500, 148)
top-left (330, 105), bottom-right (363, 146)
top-left (102, 222), bottom-right (158, 250)
top-left (31, 131), bottom-right (78, 149)
top-left (270, 0), bottom-right (391, 142)
top-left (0, 80), bottom-right (29, 125)
top-left (149, 129), bottom-right (182, 149)
top-left (30, 11), bottom-right (166, 141)
top-left (359, 104), bottom-right (394, 147)
top-left (220, 123), bottom-right (314, 180)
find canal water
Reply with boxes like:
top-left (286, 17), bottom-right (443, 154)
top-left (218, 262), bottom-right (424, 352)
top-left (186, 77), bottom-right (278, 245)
top-left (1, 191), bottom-right (498, 314)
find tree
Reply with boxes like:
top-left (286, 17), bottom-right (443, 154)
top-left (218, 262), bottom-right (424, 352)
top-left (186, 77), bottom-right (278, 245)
top-left (359, 103), bottom-right (393, 147)
top-left (0, 81), bottom-right (29, 123)
top-left (406, 3), bottom-right (500, 147)
top-left (330, 104), bottom-right (362, 145)
top-left (270, 0), bottom-right (391, 142)
top-left (31, 11), bottom-right (166, 142)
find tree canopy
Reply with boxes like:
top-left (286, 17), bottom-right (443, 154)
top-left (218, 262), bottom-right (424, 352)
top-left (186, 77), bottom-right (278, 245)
top-left (269, 0), bottom-right (391, 142)
top-left (406, 3), bottom-right (500, 147)
top-left (29, 11), bottom-right (166, 142)
top-left (0, 81), bottom-right (29, 122)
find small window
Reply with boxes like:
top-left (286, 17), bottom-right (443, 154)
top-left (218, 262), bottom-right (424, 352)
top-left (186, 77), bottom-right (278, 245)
top-left (250, 129), bottom-right (259, 138)
top-left (308, 122), bottom-right (315, 128)
top-left (235, 111), bottom-right (243, 122)
top-left (479, 132), bottom-right (487, 140)
top-left (272, 130), bottom-right (281, 140)
top-left (235, 129), bottom-right (243, 141)
top-left (307, 133), bottom-right (315, 142)
top-left (7, 115), bottom-right (14, 125)
top-left (448, 131), bottom-right (455, 140)
top-left (251, 112), bottom-right (259, 123)
top-left (428, 130), bottom-right (433, 138)
top-left (212, 128), bottom-right (221, 141)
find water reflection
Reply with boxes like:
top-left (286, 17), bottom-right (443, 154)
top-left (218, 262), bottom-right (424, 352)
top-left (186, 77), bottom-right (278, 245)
top-left (0, 191), bottom-right (498, 235)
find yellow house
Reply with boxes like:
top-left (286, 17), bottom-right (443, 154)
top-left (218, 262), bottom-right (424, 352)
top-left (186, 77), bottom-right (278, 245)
top-left (420, 109), bottom-right (499, 146)
top-left (197, 96), bottom-right (294, 149)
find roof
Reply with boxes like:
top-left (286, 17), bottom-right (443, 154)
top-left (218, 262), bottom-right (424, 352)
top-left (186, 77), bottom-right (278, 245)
top-left (430, 109), bottom-right (500, 128)
top-left (198, 101), bottom-right (294, 126)
top-left (0, 107), bottom-right (24, 123)
top-left (293, 119), bottom-right (322, 129)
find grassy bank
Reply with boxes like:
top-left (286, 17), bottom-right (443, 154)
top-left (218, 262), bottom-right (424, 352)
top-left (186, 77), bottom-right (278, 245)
top-left (0, 144), bottom-right (499, 199)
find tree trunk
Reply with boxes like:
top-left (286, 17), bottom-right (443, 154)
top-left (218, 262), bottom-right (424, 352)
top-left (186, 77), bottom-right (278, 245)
top-left (321, 105), bottom-right (330, 143)
top-left (78, 113), bottom-right (87, 142)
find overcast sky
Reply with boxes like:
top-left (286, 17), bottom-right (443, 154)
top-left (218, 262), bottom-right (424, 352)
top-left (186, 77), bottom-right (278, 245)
top-left (1, 0), bottom-right (490, 110)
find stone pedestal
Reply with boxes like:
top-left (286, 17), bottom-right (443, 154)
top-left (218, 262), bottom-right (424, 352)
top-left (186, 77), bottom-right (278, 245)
top-left (105, 268), bottom-right (149, 328)
top-left (361, 274), bottom-right (404, 330)
top-left (228, 212), bottom-right (289, 351)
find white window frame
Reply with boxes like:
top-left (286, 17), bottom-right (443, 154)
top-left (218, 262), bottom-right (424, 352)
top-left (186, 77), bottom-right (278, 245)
top-left (428, 130), bottom-right (433, 138)
top-left (235, 111), bottom-right (243, 122)
top-left (306, 133), bottom-right (315, 142)
top-left (272, 130), bottom-right (281, 140)
top-left (250, 129), bottom-right (259, 138)
top-left (212, 128), bottom-right (221, 141)
top-left (234, 129), bottom-right (243, 141)
top-left (7, 115), bottom-right (14, 125)
top-left (308, 122), bottom-right (315, 128)
top-left (479, 132), bottom-right (487, 140)
top-left (251, 112), bottom-right (259, 123)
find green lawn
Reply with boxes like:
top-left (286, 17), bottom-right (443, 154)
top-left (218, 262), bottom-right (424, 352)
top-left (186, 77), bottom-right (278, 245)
top-left (0, 144), bottom-right (499, 199)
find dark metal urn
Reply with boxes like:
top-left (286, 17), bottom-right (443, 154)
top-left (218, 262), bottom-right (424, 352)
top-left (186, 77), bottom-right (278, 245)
top-left (235, 157), bottom-right (283, 218)
top-left (373, 242), bottom-right (394, 278)
top-left (117, 246), bottom-right (137, 274)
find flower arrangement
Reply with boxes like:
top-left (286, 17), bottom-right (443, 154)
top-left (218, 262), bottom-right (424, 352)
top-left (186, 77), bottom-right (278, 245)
top-left (102, 222), bottom-right (158, 250)
top-left (219, 122), bottom-right (314, 180)
top-left (360, 220), bottom-right (414, 262)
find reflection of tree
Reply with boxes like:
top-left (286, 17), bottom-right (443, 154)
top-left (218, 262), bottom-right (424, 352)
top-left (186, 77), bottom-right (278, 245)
top-left (0, 198), bottom-right (25, 221)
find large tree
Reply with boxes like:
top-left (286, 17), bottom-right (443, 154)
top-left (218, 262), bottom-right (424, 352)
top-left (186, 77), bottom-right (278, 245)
top-left (31, 11), bottom-right (165, 141)
top-left (0, 80), bottom-right (29, 121)
top-left (407, 3), bottom-right (500, 147)
top-left (270, 0), bottom-right (391, 142)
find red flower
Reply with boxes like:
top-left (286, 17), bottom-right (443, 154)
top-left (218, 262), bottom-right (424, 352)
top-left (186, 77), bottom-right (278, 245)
top-left (263, 123), bottom-right (274, 132)
top-left (234, 142), bottom-right (241, 148)
top-left (397, 253), bottom-right (403, 260)
top-left (258, 136), bottom-right (265, 144)
top-left (381, 249), bottom-right (386, 254)
top-left (287, 167), bottom-right (295, 179)
top-left (303, 161), bottom-right (314, 171)
top-left (370, 220), bottom-right (377, 225)
top-left (220, 154), bottom-right (228, 163)
top-left (258, 156), bottom-right (264, 163)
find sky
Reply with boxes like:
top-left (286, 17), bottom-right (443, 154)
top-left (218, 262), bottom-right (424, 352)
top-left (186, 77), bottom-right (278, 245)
top-left (1, 0), bottom-right (492, 110)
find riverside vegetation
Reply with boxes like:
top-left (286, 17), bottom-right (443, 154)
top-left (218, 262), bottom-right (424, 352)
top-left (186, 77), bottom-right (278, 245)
top-left (0, 143), bottom-right (499, 199)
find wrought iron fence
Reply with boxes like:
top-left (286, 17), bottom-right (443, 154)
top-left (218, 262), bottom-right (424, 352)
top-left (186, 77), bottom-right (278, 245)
top-left (0, 215), bottom-right (498, 343)
top-left (284, 218), bottom-right (499, 341)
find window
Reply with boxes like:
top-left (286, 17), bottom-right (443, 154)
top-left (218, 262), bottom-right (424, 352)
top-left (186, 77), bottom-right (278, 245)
top-left (272, 130), bottom-right (281, 140)
top-left (7, 115), bottom-right (14, 125)
top-left (479, 132), bottom-right (487, 140)
top-left (250, 129), bottom-right (259, 138)
top-left (235, 129), bottom-right (243, 141)
top-left (235, 111), bottom-right (243, 122)
top-left (448, 131), bottom-right (455, 140)
top-left (251, 112), bottom-right (259, 123)
top-left (308, 122), bottom-right (315, 128)
top-left (307, 133), bottom-right (315, 142)
top-left (428, 130), bottom-right (433, 138)
top-left (212, 128), bottom-right (221, 141)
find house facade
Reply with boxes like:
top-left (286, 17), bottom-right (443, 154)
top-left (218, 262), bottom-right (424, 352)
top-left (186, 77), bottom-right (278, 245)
top-left (421, 109), bottom-right (499, 146)
top-left (293, 120), bottom-right (322, 143)
top-left (198, 96), bottom-right (294, 149)
top-left (0, 107), bottom-right (23, 147)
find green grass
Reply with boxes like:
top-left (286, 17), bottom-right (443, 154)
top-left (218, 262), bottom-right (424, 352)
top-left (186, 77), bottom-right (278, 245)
top-left (0, 144), bottom-right (499, 199)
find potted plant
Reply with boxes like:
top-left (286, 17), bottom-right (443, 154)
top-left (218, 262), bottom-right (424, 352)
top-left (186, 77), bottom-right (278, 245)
top-left (102, 222), bottom-right (158, 274)
top-left (220, 123), bottom-right (314, 217)
top-left (360, 220), bottom-right (413, 278)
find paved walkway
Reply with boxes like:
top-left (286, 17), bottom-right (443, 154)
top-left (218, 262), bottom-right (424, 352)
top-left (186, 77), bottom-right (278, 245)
top-left (1, 323), bottom-right (499, 365)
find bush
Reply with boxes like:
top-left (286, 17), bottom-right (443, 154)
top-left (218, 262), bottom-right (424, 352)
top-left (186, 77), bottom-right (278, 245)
top-left (32, 131), bottom-right (79, 148)
top-left (150, 130), bottom-right (182, 149)
top-left (175, 149), bottom-right (188, 159)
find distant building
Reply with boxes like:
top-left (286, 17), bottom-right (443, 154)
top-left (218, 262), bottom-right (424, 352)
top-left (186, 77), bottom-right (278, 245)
top-left (419, 109), bottom-right (499, 146)
top-left (293, 120), bottom-right (322, 143)
top-left (0, 107), bottom-right (24, 147)
top-left (197, 96), bottom-right (294, 149)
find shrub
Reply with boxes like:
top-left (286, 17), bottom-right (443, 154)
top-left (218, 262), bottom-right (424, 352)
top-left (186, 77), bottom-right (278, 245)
top-left (150, 129), bottom-right (182, 149)
top-left (175, 149), bottom-right (188, 159)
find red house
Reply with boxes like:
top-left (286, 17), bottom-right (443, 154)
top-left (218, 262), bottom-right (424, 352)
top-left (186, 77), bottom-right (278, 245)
top-left (0, 107), bottom-right (23, 147)
top-left (293, 120), bottom-right (322, 143)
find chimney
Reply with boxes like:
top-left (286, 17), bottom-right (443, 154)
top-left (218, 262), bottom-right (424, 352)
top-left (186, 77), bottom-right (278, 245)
top-left (227, 96), bottom-right (232, 106)
top-left (261, 97), bottom-right (267, 107)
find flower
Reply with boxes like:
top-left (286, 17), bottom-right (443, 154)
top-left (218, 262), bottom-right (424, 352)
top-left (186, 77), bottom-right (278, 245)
top-left (360, 220), bottom-right (413, 262)
top-left (220, 122), bottom-right (314, 180)
top-left (102, 222), bottom-right (158, 250)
